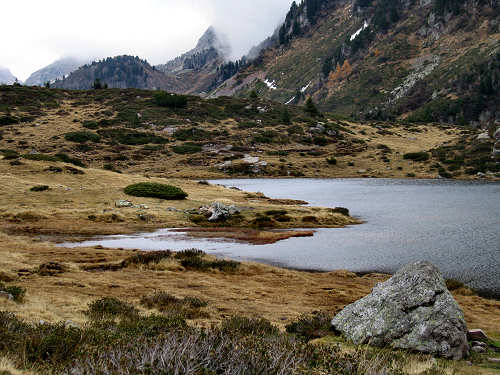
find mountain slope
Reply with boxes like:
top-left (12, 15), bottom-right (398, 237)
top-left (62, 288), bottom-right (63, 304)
top-left (24, 57), bottom-right (86, 86)
top-left (216, 0), bottom-right (499, 126)
top-left (0, 68), bottom-right (17, 85)
top-left (156, 27), bottom-right (231, 94)
top-left (52, 55), bottom-right (186, 91)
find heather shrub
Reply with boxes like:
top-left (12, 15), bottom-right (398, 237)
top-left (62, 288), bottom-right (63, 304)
top-left (64, 131), bottom-right (100, 143)
top-left (403, 152), bottom-right (430, 162)
top-left (30, 185), bottom-right (49, 192)
top-left (124, 182), bottom-right (188, 200)
top-left (85, 297), bottom-right (139, 320)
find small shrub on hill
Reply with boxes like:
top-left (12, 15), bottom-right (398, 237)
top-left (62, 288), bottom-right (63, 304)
top-left (0, 282), bottom-right (25, 302)
top-left (403, 152), bottom-right (430, 162)
top-left (98, 129), bottom-right (168, 145)
top-left (30, 185), bottom-right (49, 192)
top-left (85, 297), bottom-right (139, 321)
top-left (285, 311), bottom-right (332, 342)
top-left (172, 143), bottom-right (202, 154)
top-left (124, 182), bottom-right (188, 200)
top-left (122, 251), bottom-right (173, 267)
top-left (64, 131), bottom-right (101, 143)
top-left (173, 127), bottom-right (210, 141)
top-left (0, 149), bottom-right (19, 159)
top-left (154, 92), bottom-right (188, 108)
top-left (326, 156), bottom-right (337, 165)
top-left (221, 316), bottom-right (279, 337)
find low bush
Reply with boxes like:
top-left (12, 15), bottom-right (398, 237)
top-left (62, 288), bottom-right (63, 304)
top-left (445, 279), bottom-right (466, 291)
top-left (140, 291), bottom-right (208, 318)
top-left (173, 127), bottom-right (210, 141)
top-left (180, 256), bottom-right (240, 273)
top-left (64, 131), bottom-right (100, 143)
top-left (250, 215), bottom-right (277, 228)
top-left (0, 282), bottom-right (25, 302)
top-left (122, 251), bottom-right (172, 267)
top-left (124, 182), bottom-right (188, 200)
top-left (331, 207), bottom-right (349, 216)
top-left (403, 152), bottom-right (430, 162)
top-left (85, 297), bottom-right (139, 321)
top-left (0, 149), bottom-right (19, 159)
top-left (0, 115), bottom-right (19, 126)
top-left (82, 121), bottom-right (99, 129)
top-left (98, 129), bottom-right (168, 145)
top-left (172, 143), bottom-right (202, 154)
top-left (286, 311), bottom-right (332, 342)
top-left (154, 92), bottom-right (188, 108)
top-left (326, 156), bottom-right (337, 165)
top-left (221, 316), bottom-right (279, 337)
top-left (30, 185), bottom-right (49, 192)
top-left (22, 153), bottom-right (86, 167)
top-left (174, 249), bottom-right (205, 259)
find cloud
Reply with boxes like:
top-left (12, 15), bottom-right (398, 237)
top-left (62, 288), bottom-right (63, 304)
top-left (0, 0), bottom-right (293, 81)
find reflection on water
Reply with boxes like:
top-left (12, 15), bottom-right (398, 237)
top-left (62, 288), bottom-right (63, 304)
top-left (63, 178), bottom-right (500, 297)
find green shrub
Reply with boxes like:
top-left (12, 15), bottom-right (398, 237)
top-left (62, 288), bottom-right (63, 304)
top-left (22, 153), bottom-right (86, 167)
top-left (23, 153), bottom-right (59, 162)
top-left (250, 215), bottom-right (277, 228)
top-left (331, 207), bottom-right (349, 216)
top-left (221, 316), bottom-right (279, 337)
top-left (180, 256), bottom-right (239, 273)
top-left (85, 297), bottom-right (139, 320)
top-left (172, 143), bottom-right (202, 154)
top-left (173, 127), bottom-right (210, 141)
top-left (82, 121), bottom-right (99, 129)
top-left (403, 152), bottom-right (430, 162)
top-left (154, 92), bottom-right (188, 108)
top-left (174, 249), bottom-right (205, 259)
top-left (121, 251), bottom-right (173, 267)
top-left (326, 156), bottom-right (337, 165)
top-left (124, 183), bottom-right (188, 200)
top-left (0, 149), bottom-right (19, 160)
top-left (0, 283), bottom-right (25, 302)
top-left (140, 291), bottom-right (208, 314)
top-left (285, 311), bottom-right (332, 342)
top-left (0, 115), bottom-right (19, 126)
top-left (64, 131), bottom-right (100, 143)
top-left (30, 185), bottom-right (49, 192)
top-left (98, 129), bottom-right (168, 145)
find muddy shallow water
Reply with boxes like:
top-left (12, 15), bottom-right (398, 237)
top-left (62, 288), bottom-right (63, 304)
top-left (63, 178), bottom-right (500, 297)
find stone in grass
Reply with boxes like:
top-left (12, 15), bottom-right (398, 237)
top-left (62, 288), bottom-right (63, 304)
top-left (467, 329), bottom-right (489, 343)
top-left (331, 261), bottom-right (469, 360)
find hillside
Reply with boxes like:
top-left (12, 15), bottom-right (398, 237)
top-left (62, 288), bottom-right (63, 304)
top-left (52, 56), bottom-right (186, 92)
top-left (0, 85), bottom-right (498, 180)
top-left (214, 0), bottom-right (499, 126)
top-left (24, 57), bottom-right (87, 86)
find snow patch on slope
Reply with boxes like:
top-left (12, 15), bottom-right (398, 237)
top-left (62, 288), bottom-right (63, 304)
top-left (350, 21), bottom-right (369, 41)
top-left (301, 81), bottom-right (312, 93)
top-left (285, 96), bottom-right (296, 105)
top-left (264, 79), bottom-right (277, 90)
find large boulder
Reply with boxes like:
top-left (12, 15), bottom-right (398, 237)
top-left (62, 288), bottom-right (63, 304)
top-left (200, 202), bottom-right (240, 222)
top-left (331, 261), bottom-right (469, 359)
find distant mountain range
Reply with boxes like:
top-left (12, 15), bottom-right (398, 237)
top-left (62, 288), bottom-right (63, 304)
top-left (13, 0), bottom-right (499, 125)
top-left (0, 68), bottom-right (17, 85)
top-left (24, 57), bottom-right (88, 86)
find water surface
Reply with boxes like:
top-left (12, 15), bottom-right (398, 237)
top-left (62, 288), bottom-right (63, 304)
top-left (64, 179), bottom-right (500, 296)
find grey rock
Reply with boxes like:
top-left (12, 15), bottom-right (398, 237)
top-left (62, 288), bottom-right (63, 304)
top-left (471, 346), bottom-right (486, 354)
top-left (494, 128), bottom-right (500, 140)
top-left (470, 341), bottom-right (487, 348)
top-left (115, 200), bottom-right (133, 208)
top-left (200, 202), bottom-right (240, 222)
top-left (0, 291), bottom-right (14, 301)
top-left (467, 329), bottom-right (489, 342)
top-left (331, 261), bottom-right (469, 360)
top-left (488, 358), bottom-right (500, 364)
top-left (166, 207), bottom-right (181, 212)
top-left (477, 132), bottom-right (490, 142)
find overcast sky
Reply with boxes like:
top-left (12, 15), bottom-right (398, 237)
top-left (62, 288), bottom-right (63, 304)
top-left (1, 0), bottom-right (293, 81)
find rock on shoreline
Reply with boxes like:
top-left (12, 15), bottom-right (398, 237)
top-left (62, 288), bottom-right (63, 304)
top-left (331, 261), bottom-right (469, 360)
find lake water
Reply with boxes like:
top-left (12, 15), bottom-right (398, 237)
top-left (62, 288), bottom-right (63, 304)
top-left (64, 179), bottom-right (500, 297)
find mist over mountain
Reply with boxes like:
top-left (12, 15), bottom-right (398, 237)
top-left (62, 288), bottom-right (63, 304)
top-left (0, 68), bottom-right (17, 85)
top-left (24, 57), bottom-right (88, 86)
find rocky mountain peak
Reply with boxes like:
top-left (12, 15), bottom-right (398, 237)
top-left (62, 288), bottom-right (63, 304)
top-left (195, 26), bottom-right (231, 57)
top-left (0, 67), bottom-right (17, 85)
